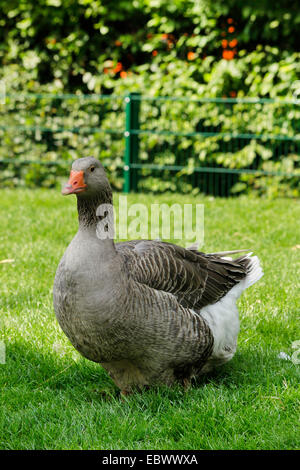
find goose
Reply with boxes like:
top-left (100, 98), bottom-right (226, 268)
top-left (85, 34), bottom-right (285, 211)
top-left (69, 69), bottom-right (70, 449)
top-left (53, 157), bottom-right (263, 394)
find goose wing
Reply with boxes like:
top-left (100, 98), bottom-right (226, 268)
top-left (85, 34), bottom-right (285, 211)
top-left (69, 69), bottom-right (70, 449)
top-left (116, 240), bottom-right (249, 310)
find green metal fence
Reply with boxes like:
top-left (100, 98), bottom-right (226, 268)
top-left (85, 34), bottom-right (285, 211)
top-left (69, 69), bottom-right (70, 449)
top-left (0, 92), bottom-right (299, 196)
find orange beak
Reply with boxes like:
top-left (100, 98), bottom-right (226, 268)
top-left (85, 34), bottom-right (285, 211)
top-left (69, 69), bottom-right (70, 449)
top-left (62, 170), bottom-right (87, 195)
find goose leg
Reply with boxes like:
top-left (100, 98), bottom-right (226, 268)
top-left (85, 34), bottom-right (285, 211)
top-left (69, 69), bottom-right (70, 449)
top-left (183, 377), bottom-right (191, 391)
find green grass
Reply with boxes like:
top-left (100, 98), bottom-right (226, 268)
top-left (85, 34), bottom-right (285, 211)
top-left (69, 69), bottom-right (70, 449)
top-left (0, 189), bottom-right (299, 450)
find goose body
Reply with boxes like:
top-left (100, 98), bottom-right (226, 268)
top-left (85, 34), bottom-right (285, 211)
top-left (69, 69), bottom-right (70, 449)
top-left (53, 157), bottom-right (263, 393)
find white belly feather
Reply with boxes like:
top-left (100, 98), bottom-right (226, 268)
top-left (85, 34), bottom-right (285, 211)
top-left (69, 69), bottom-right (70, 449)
top-left (198, 254), bottom-right (263, 372)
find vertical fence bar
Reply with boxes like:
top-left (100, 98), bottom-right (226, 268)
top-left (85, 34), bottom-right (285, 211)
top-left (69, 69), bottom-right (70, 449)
top-left (123, 95), bottom-right (131, 193)
top-left (123, 92), bottom-right (141, 193)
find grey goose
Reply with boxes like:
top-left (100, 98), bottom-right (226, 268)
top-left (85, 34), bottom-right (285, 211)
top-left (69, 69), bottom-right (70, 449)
top-left (53, 157), bottom-right (263, 394)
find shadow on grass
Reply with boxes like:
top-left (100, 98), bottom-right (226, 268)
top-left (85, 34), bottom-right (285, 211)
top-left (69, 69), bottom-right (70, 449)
top-left (2, 339), bottom-right (296, 406)
top-left (2, 340), bottom-right (118, 400)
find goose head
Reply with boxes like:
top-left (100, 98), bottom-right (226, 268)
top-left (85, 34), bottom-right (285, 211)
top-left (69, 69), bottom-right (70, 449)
top-left (62, 157), bottom-right (109, 198)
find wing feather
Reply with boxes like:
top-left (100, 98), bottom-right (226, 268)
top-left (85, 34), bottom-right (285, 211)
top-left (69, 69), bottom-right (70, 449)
top-left (116, 240), bottom-right (248, 310)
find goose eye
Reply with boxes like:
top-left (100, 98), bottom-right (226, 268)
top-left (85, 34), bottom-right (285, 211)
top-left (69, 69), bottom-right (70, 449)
top-left (90, 166), bottom-right (95, 173)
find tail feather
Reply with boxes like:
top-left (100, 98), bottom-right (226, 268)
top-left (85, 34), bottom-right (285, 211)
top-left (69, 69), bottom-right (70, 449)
top-left (232, 252), bottom-right (263, 291)
top-left (243, 254), bottom-right (264, 289)
top-left (220, 253), bottom-right (263, 301)
top-left (210, 249), bottom-right (251, 257)
top-left (210, 249), bottom-right (264, 290)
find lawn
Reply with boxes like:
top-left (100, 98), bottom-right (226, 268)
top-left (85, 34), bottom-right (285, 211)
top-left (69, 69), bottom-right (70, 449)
top-left (0, 188), bottom-right (299, 450)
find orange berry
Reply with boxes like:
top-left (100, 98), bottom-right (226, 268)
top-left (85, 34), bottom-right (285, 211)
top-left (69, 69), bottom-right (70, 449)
top-left (227, 18), bottom-right (234, 24)
top-left (120, 71), bottom-right (127, 78)
top-left (115, 40), bottom-right (122, 46)
top-left (113, 62), bottom-right (123, 73)
top-left (222, 39), bottom-right (228, 48)
top-left (187, 51), bottom-right (195, 60)
top-left (222, 50), bottom-right (235, 60)
top-left (152, 50), bottom-right (158, 56)
top-left (228, 26), bottom-right (235, 33)
top-left (229, 39), bottom-right (238, 47)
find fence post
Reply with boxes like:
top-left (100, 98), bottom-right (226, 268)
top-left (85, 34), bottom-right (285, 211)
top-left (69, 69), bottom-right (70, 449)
top-left (123, 92), bottom-right (141, 193)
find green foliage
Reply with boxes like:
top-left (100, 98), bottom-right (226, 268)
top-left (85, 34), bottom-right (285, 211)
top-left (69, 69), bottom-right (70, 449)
top-left (0, 0), bottom-right (299, 195)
